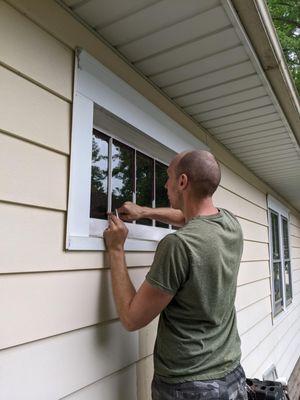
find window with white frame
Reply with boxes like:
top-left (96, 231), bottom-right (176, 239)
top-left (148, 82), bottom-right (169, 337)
top-left (66, 49), bottom-right (207, 251)
top-left (89, 125), bottom-right (172, 236)
top-left (268, 195), bottom-right (292, 316)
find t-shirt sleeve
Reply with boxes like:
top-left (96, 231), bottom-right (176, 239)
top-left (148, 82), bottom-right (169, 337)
top-left (146, 233), bottom-right (189, 294)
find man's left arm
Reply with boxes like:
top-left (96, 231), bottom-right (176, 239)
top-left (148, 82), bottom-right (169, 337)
top-left (104, 215), bottom-right (174, 331)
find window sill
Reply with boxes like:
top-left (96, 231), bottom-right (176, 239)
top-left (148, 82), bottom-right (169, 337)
top-left (67, 235), bottom-right (159, 252)
top-left (272, 299), bottom-right (294, 326)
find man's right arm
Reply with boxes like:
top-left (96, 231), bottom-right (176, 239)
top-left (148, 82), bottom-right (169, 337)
top-left (117, 202), bottom-right (185, 227)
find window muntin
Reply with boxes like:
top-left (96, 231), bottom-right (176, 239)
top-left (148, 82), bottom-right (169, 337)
top-left (269, 205), bottom-right (292, 317)
top-left (90, 128), bottom-right (170, 230)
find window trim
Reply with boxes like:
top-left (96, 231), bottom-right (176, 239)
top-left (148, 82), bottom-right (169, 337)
top-left (267, 195), bottom-right (293, 319)
top-left (66, 49), bottom-right (208, 251)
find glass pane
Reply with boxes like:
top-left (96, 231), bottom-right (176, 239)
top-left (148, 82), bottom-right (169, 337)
top-left (136, 152), bottom-right (154, 226)
top-left (273, 261), bottom-right (283, 313)
top-left (282, 218), bottom-right (290, 260)
top-left (155, 161), bottom-right (169, 228)
top-left (271, 212), bottom-right (280, 260)
top-left (90, 130), bottom-right (109, 219)
top-left (284, 260), bottom-right (292, 302)
top-left (112, 139), bottom-right (134, 212)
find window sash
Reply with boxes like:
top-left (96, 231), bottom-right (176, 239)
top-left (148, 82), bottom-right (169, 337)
top-left (269, 205), bottom-right (292, 317)
top-left (90, 128), bottom-right (172, 238)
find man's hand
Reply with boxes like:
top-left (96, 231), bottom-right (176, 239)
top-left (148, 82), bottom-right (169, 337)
top-left (104, 214), bottom-right (128, 251)
top-left (117, 201), bottom-right (146, 222)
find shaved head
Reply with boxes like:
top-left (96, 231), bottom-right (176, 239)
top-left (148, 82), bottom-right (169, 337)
top-left (174, 150), bottom-right (221, 198)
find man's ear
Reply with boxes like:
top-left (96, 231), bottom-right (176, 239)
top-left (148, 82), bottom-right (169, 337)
top-left (179, 174), bottom-right (188, 190)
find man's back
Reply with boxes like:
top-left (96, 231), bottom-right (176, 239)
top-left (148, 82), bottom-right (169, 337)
top-left (146, 208), bottom-right (243, 383)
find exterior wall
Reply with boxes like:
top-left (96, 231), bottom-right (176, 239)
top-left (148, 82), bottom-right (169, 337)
top-left (1, 1), bottom-right (300, 399)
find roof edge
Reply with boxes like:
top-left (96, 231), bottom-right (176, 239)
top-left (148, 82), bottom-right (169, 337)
top-left (230, 0), bottom-right (300, 146)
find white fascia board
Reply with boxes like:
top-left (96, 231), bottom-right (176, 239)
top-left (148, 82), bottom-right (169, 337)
top-left (77, 49), bottom-right (208, 154)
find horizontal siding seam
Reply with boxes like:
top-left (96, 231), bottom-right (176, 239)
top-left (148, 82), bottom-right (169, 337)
top-left (219, 184), bottom-right (267, 212)
top-left (0, 199), bottom-right (67, 213)
top-left (237, 215), bottom-right (268, 228)
top-left (0, 264), bottom-right (152, 276)
top-left (243, 301), bottom-right (300, 365)
top-left (0, 128), bottom-right (70, 156)
top-left (0, 317), bottom-right (121, 351)
top-left (237, 295), bottom-right (270, 315)
top-left (0, 265), bottom-right (150, 276)
top-left (240, 311), bottom-right (272, 337)
top-left (243, 238), bottom-right (269, 245)
top-left (290, 222), bottom-right (300, 229)
top-left (253, 320), bottom-right (300, 378)
top-left (237, 293), bottom-right (271, 313)
top-left (58, 360), bottom-right (138, 400)
top-left (238, 276), bottom-right (270, 289)
top-left (58, 353), bottom-right (154, 400)
top-left (0, 59), bottom-right (72, 103)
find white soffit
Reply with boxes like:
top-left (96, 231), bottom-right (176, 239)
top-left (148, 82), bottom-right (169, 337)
top-left (59, 0), bottom-right (300, 210)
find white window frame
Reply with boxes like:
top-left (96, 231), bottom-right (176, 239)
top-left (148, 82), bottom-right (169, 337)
top-left (66, 49), bottom-right (208, 251)
top-left (267, 195), bottom-right (293, 318)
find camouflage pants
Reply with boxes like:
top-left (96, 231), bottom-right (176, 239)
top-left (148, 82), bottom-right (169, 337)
top-left (151, 364), bottom-right (248, 400)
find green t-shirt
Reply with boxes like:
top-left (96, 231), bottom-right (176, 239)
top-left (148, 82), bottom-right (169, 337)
top-left (146, 208), bottom-right (243, 383)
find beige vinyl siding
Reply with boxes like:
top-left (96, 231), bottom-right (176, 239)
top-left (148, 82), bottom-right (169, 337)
top-left (0, 268), bottom-right (148, 349)
top-left (0, 1), bottom-right (73, 100)
top-left (241, 214), bottom-right (300, 379)
top-left (63, 365), bottom-right (138, 400)
top-left (1, 1), bottom-right (300, 399)
top-left (0, 65), bottom-right (71, 153)
top-left (0, 134), bottom-right (68, 210)
top-left (0, 202), bottom-right (155, 273)
top-left (0, 321), bottom-right (139, 400)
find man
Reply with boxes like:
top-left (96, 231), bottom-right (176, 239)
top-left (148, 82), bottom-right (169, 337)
top-left (104, 150), bottom-right (247, 400)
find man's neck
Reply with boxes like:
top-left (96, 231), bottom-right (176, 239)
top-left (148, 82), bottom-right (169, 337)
top-left (182, 197), bottom-right (219, 223)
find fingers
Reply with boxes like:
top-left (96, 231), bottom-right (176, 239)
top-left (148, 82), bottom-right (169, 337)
top-left (107, 213), bottom-right (126, 229)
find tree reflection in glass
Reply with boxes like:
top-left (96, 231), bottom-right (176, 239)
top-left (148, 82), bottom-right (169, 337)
top-left (136, 152), bottom-right (154, 226)
top-left (282, 218), bottom-right (292, 302)
top-left (271, 212), bottom-right (280, 260)
top-left (273, 261), bottom-right (283, 314)
top-left (112, 140), bottom-right (134, 213)
top-left (155, 161), bottom-right (169, 228)
top-left (90, 130), bottom-right (109, 219)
